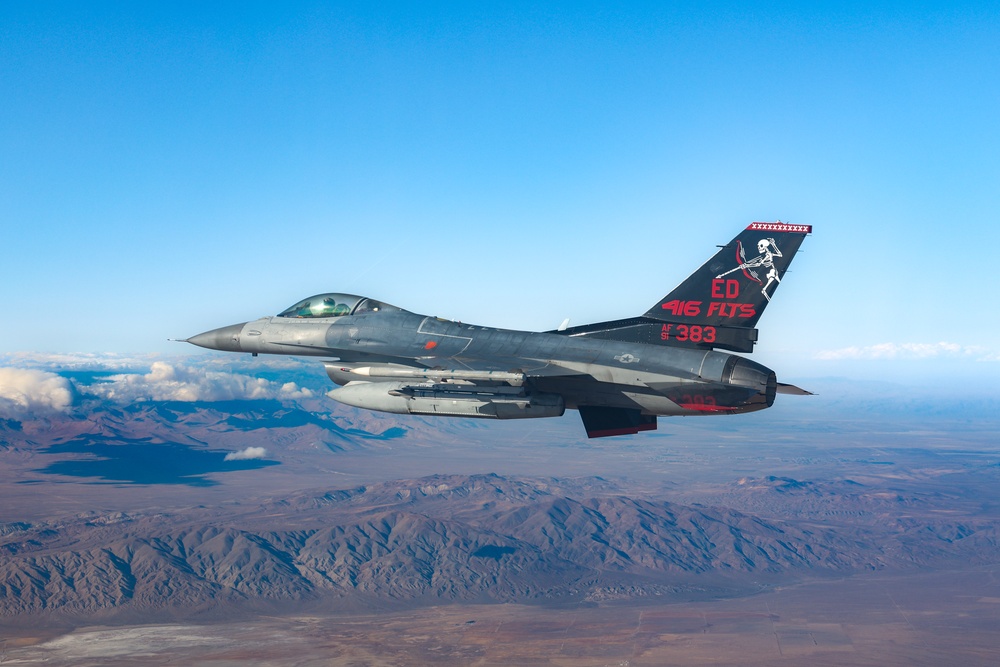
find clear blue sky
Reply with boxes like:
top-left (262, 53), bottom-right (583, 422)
top-left (3, 2), bottom-right (998, 383)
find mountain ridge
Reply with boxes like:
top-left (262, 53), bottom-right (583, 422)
top-left (2, 473), bottom-right (996, 620)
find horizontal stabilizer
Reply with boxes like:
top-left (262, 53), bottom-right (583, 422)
top-left (776, 383), bottom-right (813, 395)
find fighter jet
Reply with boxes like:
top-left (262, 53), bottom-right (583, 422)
top-left (185, 222), bottom-right (812, 438)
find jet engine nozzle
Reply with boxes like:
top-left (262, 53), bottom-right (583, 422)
top-left (725, 356), bottom-right (777, 407)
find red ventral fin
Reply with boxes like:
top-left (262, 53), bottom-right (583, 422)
top-left (578, 406), bottom-right (657, 438)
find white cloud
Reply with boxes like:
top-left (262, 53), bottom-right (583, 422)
top-left (225, 446), bottom-right (267, 461)
top-left (197, 355), bottom-right (312, 371)
top-left (0, 368), bottom-right (74, 417)
top-left (81, 361), bottom-right (314, 403)
top-left (815, 342), bottom-right (993, 361)
top-left (0, 351), bottom-right (159, 371)
top-left (0, 352), bottom-right (315, 374)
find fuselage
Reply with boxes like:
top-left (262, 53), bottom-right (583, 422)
top-left (193, 307), bottom-right (776, 417)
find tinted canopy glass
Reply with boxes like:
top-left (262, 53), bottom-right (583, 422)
top-left (277, 294), bottom-right (403, 318)
top-left (277, 294), bottom-right (364, 318)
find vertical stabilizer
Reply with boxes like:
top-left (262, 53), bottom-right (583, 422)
top-left (644, 222), bottom-right (811, 330)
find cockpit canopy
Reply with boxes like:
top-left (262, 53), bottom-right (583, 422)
top-left (277, 293), bottom-right (401, 319)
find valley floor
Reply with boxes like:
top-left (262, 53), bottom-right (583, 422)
top-left (4, 567), bottom-right (999, 666)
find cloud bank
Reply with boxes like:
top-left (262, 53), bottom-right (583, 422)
top-left (0, 368), bottom-right (74, 417)
top-left (82, 362), bottom-right (314, 403)
top-left (225, 446), bottom-right (268, 461)
top-left (816, 342), bottom-right (993, 361)
top-left (0, 352), bottom-right (158, 371)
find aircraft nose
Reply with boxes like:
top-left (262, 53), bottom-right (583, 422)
top-left (185, 322), bottom-right (246, 352)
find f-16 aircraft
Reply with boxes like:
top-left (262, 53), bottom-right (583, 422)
top-left (185, 222), bottom-right (812, 438)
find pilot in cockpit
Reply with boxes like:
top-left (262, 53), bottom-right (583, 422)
top-left (277, 294), bottom-right (397, 319)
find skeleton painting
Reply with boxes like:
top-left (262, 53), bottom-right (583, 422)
top-left (716, 237), bottom-right (783, 301)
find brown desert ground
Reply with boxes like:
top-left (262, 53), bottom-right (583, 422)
top-left (2, 381), bottom-right (999, 665)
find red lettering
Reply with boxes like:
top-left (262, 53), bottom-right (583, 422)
top-left (708, 302), bottom-right (742, 318)
top-left (660, 300), bottom-right (702, 317)
top-left (712, 278), bottom-right (740, 299)
top-left (713, 303), bottom-right (757, 319)
top-left (712, 279), bottom-right (740, 299)
top-left (661, 324), bottom-right (716, 345)
top-left (679, 395), bottom-right (717, 407)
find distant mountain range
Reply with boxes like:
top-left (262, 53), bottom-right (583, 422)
top-left (2, 364), bottom-right (999, 624)
top-left (2, 472), bottom-right (997, 619)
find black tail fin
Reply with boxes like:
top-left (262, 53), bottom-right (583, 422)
top-left (639, 222), bottom-right (811, 352)
top-left (554, 222), bottom-right (810, 353)
top-left (645, 221), bottom-right (811, 327)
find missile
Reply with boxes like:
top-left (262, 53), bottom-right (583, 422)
top-left (346, 366), bottom-right (525, 386)
top-left (328, 381), bottom-right (564, 419)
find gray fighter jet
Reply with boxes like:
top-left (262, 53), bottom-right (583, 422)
top-left (186, 222), bottom-right (812, 437)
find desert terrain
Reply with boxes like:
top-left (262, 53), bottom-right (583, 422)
top-left (1, 365), bottom-right (998, 665)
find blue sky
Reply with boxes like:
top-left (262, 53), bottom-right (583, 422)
top-left (2, 2), bottom-right (999, 384)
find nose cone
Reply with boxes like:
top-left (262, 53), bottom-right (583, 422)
top-left (186, 322), bottom-right (246, 352)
